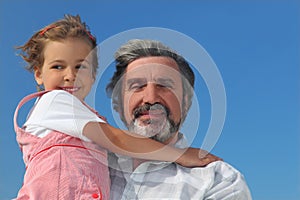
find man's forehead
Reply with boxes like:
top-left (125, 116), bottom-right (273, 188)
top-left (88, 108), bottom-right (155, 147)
top-left (124, 64), bottom-right (182, 82)
top-left (125, 57), bottom-right (181, 80)
top-left (126, 56), bottom-right (179, 71)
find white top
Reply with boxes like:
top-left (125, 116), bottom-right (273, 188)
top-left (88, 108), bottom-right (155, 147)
top-left (24, 90), bottom-right (105, 142)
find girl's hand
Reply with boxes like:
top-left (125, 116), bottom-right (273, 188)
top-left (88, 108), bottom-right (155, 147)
top-left (176, 147), bottom-right (222, 167)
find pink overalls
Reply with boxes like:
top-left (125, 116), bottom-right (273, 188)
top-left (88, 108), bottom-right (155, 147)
top-left (14, 91), bottom-right (110, 200)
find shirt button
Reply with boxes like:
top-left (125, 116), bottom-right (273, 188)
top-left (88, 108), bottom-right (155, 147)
top-left (92, 193), bottom-right (99, 199)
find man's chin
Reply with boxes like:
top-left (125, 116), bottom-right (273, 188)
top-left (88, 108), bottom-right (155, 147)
top-left (128, 122), bottom-right (158, 136)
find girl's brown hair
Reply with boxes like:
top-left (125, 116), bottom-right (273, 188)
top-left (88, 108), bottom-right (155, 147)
top-left (17, 14), bottom-right (98, 77)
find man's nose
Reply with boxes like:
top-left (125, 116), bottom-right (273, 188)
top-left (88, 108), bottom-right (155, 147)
top-left (143, 83), bottom-right (161, 104)
top-left (64, 67), bottom-right (76, 82)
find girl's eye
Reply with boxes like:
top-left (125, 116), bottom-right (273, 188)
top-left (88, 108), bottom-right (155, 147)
top-left (76, 64), bottom-right (87, 69)
top-left (51, 65), bottom-right (63, 69)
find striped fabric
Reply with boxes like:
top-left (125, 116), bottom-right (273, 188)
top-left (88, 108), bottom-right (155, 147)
top-left (109, 134), bottom-right (252, 200)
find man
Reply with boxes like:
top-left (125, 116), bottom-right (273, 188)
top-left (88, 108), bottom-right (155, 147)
top-left (106, 39), bottom-right (252, 199)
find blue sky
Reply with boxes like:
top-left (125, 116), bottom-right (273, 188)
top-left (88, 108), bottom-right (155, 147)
top-left (1, 0), bottom-right (299, 199)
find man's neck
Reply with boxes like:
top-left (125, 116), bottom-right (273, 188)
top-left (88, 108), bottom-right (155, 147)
top-left (133, 132), bottom-right (179, 170)
top-left (164, 132), bottom-right (179, 146)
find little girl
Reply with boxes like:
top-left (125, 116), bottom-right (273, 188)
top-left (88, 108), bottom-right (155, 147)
top-left (14, 14), bottom-right (218, 199)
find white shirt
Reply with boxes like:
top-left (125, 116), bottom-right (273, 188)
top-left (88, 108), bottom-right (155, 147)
top-left (109, 134), bottom-right (252, 200)
top-left (24, 90), bottom-right (105, 142)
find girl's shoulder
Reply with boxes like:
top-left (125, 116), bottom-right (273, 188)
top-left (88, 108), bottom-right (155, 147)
top-left (39, 90), bottom-right (78, 104)
top-left (41, 89), bottom-right (72, 99)
top-left (33, 90), bottom-right (80, 111)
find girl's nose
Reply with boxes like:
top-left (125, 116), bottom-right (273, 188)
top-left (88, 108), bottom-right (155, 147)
top-left (64, 68), bottom-right (76, 82)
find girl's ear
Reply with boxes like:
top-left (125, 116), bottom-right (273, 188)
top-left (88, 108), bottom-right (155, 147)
top-left (34, 66), bottom-right (43, 85)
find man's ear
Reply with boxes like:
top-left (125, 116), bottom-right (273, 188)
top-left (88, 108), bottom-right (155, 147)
top-left (183, 93), bottom-right (190, 115)
top-left (113, 102), bottom-right (127, 124)
top-left (34, 67), bottom-right (43, 85)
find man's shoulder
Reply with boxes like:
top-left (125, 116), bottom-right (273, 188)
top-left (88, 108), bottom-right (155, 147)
top-left (209, 160), bottom-right (245, 176)
top-left (177, 160), bottom-right (245, 179)
top-left (190, 160), bottom-right (249, 189)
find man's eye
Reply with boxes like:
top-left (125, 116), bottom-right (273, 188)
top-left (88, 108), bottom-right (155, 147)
top-left (129, 83), bottom-right (145, 90)
top-left (157, 83), bottom-right (174, 89)
top-left (130, 84), bottom-right (141, 89)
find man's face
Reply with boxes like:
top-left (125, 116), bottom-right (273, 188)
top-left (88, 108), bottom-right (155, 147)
top-left (121, 56), bottom-right (184, 143)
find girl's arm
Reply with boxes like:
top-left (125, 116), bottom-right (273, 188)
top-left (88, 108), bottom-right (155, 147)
top-left (83, 122), bottom-right (221, 167)
top-left (23, 90), bottom-right (219, 167)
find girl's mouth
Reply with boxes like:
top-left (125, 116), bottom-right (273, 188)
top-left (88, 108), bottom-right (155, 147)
top-left (60, 87), bottom-right (80, 93)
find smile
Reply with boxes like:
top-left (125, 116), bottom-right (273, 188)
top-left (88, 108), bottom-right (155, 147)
top-left (135, 111), bottom-right (167, 125)
top-left (139, 110), bottom-right (166, 118)
top-left (60, 87), bottom-right (80, 93)
top-left (133, 103), bottom-right (169, 120)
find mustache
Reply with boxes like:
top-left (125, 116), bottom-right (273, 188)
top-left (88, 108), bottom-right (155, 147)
top-left (133, 103), bottom-right (170, 119)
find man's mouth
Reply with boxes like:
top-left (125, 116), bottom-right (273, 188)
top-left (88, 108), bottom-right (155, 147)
top-left (128, 103), bottom-right (180, 142)
top-left (137, 110), bottom-right (166, 120)
top-left (133, 103), bottom-right (169, 123)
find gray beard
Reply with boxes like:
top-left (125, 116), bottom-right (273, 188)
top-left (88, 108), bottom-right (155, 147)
top-left (128, 117), bottom-right (173, 143)
top-left (127, 103), bottom-right (181, 142)
top-left (128, 117), bottom-right (180, 143)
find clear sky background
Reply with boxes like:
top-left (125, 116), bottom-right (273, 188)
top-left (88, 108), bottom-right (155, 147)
top-left (1, 0), bottom-right (299, 199)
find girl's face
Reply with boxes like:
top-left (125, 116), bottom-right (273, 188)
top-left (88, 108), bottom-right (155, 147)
top-left (34, 38), bottom-right (95, 101)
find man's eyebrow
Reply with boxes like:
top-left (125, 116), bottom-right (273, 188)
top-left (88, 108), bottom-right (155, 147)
top-left (155, 77), bottom-right (176, 84)
top-left (126, 77), bottom-right (176, 85)
top-left (126, 78), bottom-right (146, 85)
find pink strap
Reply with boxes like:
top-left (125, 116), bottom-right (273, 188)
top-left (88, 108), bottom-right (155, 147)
top-left (14, 91), bottom-right (50, 133)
